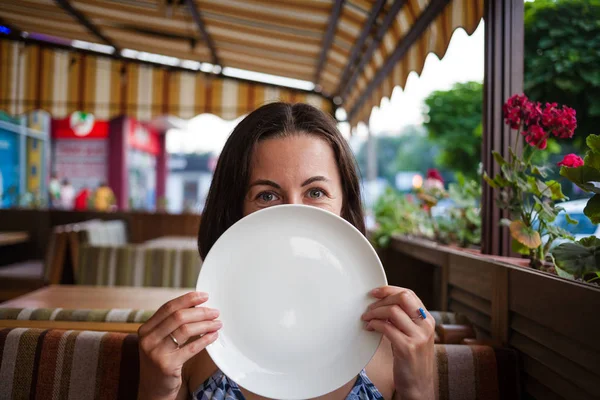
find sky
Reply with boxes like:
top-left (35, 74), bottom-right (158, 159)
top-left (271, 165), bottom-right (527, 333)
top-left (166, 20), bottom-right (485, 154)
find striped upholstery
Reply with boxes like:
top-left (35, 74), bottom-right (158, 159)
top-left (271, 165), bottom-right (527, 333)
top-left (430, 311), bottom-right (471, 326)
top-left (78, 244), bottom-right (202, 288)
top-left (0, 328), bottom-right (519, 400)
top-left (435, 344), bottom-right (519, 400)
top-left (0, 328), bottom-right (138, 400)
top-left (0, 308), bottom-right (154, 323)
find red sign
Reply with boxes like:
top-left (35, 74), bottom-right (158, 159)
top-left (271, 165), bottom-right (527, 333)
top-left (128, 119), bottom-right (160, 155)
top-left (52, 112), bottom-right (108, 140)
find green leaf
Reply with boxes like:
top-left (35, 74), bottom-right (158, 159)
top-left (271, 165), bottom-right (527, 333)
top-left (551, 241), bottom-right (600, 278)
top-left (583, 150), bottom-right (600, 170)
top-left (578, 235), bottom-right (600, 247)
top-left (586, 134), bottom-right (600, 153)
top-left (512, 238), bottom-right (531, 255)
top-left (555, 264), bottom-right (575, 280)
top-left (483, 172), bottom-right (498, 189)
top-left (532, 165), bottom-right (550, 178)
top-left (501, 164), bottom-right (515, 183)
top-left (559, 165), bottom-right (600, 193)
top-left (545, 180), bottom-right (567, 201)
top-left (565, 213), bottom-right (579, 225)
top-left (492, 151), bottom-right (508, 167)
top-left (509, 220), bottom-right (542, 249)
top-left (584, 194), bottom-right (600, 224)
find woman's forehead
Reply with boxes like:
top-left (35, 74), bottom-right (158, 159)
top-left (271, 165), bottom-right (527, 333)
top-left (250, 136), bottom-right (340, 181)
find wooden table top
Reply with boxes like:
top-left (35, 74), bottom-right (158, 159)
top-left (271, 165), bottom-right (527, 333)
top-left (0, 285), bottom-right (192, 333)
top-left (0, 285), bottom-right (191, 309)
top-left (0, 231), bottom-right (29, 246)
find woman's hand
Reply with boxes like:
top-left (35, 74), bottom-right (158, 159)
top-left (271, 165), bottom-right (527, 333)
top-left (137, 292), bottom-right (222, 400)
top-left (362, 286), bottom-right (436, 400)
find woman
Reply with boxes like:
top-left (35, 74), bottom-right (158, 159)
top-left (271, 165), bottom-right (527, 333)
top-left (138, 103), bottom-right (435, 400)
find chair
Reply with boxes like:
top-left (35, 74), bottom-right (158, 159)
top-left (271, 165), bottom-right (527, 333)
top-left (0, 328), bottom-right (520, 400)
top-left (0, 328), bottom-right (138, 399)
top-left (77, 244), bottom-right (202, 288)
top-left (430, 311), bottom-right (476, 344)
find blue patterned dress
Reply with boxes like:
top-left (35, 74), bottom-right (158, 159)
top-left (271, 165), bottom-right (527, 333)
top-left (193, 369), bottom-right (384, 400)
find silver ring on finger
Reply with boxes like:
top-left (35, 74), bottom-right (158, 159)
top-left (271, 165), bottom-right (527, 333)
top-left (169, 332), bottom-right (180, 349)
top-left (411, 307), bottom-right (427, 322)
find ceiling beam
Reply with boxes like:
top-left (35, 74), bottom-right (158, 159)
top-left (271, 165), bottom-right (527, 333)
top-left (54, 0), bottom-right (120, 52)
top-left (347, 0), bottom-right (451, 122)
top-left (338, 0), bottom-right (405, 100)
top-left (314, 0), bottom-right (345, 86)
top-left (334, 0), bottom-right (386, 97)
top-left (185, 0), bottom-right (221, 66)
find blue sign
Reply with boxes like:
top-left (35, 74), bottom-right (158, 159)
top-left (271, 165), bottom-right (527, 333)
top-left (0, 129), bottom-right (20, 207)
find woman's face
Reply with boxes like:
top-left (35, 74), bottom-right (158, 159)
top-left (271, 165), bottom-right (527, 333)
top-left (243, 134), bottom-right (344, 217)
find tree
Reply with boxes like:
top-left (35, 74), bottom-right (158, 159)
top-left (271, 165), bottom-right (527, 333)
top-left (354, 126), bottom-right (439, 187)
top-left (524, 0), bottom-right (600, 145)
top-left (422, 81), bottom-right (483, 179)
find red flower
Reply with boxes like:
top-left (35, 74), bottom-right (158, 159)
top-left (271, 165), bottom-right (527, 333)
top-left (503, 94), bottom-right (529, 129)
top-left (541, 103), bottom-right (577, 139)
top-left (557, 153), bottom-right (584, 168)
top-left (426, 169), bottom-right (444, 183)
top-left (524, 124), bottom-right (547, 150)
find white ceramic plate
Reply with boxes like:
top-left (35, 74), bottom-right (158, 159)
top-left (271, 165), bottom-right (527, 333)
top-left (196, 205), bottom-right (387, 399)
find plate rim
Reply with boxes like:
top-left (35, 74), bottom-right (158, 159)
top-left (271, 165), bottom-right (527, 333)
top-left (197, 204), bottom-right (388, 398)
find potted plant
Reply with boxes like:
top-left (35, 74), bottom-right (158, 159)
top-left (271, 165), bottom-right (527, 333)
top-left (550, 135), bottom-right (600, 283)
top-left (483, 94), bottom-right (577, 269)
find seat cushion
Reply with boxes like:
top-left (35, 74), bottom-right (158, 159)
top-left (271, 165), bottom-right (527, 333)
top-left (0, 308), bottom-right (155, 323)
top-left (435, 344), bottom-right (520, 400)
top-left (0, 328), bottom-right (139, 400)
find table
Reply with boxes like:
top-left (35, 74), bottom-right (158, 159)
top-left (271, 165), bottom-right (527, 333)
top-left (142, 236), bottom-right (197, 249)
top-left (0, 285), bottom-right (190, 333)
top-left (0, 231), bottom-right (29, 246)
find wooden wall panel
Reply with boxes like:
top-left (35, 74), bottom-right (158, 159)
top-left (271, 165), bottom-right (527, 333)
top-left (384, 235), bottom-right (600, 400)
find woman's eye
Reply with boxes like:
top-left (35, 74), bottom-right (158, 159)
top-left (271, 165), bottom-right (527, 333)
top-left (308, 189), bottom-right (324, 199)
top-left (257, 192), bottom-right (277, 203)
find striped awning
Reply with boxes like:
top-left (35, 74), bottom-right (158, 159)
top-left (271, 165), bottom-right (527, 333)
top-left (345, 0), bottom-right (484, 126)
top-left (0, 0), bottom-right (483, 125)
top-left (0, 40), bottom-right (330, 121)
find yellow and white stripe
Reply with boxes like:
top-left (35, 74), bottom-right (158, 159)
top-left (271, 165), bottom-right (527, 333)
top-left (0, 39), bottom-right (332, 122)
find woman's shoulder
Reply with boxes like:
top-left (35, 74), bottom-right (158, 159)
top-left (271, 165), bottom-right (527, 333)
top-left (184, 349), bottom-right (219, 394)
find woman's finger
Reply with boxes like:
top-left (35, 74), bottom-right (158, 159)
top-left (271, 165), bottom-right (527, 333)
top-left (370, 286), bottom-right (407, 299)
top-left (368, 288), bottom-right (431, 327)
top-left (172, 331), bottom-right (220, 366)
top-left (362, 305), bottom-right (419, 336)
top-left (144, 306), bottom-right (220, 350)
top-left (169, 320), bottom-right (223, 348)
top-left (139, 292), bottom-right (209, 336)
top-left (366, 319), bottom-right (407, 347)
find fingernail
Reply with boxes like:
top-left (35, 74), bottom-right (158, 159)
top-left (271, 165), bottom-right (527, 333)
top-left (370, 288), bottom-right (380, 296)
top-left (214, 320), bottom-right (223, 328)
top-left (207, 308), bottom-right (220, 317)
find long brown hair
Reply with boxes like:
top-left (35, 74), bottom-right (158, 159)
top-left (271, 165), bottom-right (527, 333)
top-left (198, 102), bottom-right (364, 259)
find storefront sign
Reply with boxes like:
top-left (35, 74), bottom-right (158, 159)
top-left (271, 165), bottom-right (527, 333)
top-left (52, 112), bottom-right (108, 139)
top-left (128, 119), bottom-right (160, 155)
top-left (53, 139), bottom-right (107, 190)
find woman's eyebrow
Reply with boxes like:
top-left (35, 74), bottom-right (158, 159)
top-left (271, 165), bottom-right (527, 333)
top-left (249, 179), bottom-right (281, 189)
top-left (301, 176), bottom-right (329, 186)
